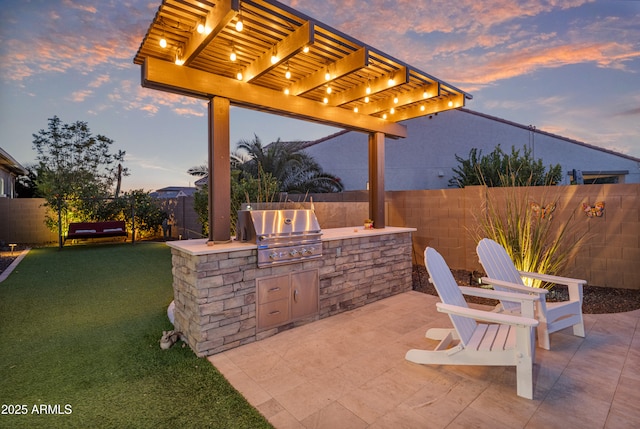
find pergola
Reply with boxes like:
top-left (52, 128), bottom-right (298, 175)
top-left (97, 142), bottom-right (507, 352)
top-left (134, 0), bottom-right (471, 243)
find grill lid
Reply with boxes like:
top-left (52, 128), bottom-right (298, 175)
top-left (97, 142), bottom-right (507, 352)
top-left (250, 209), bottom-right (320, 239)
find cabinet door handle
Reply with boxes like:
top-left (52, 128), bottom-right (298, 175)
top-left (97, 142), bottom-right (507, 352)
top-left (293, 289), bottom-right (299, 303)
top-left (269, 310), bottom-right (280, 315)
top-left (268, 287), bottom-right (280, 292)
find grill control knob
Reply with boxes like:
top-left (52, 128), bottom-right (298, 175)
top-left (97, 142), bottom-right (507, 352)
top-left (307, 246), bottom-right (314, 254)
top-left (269, 251), bottom-right (279, 260)
top-left (300, 248), bottom-right (308, 255)
top-left (289, 249), bottom-right (299, 257)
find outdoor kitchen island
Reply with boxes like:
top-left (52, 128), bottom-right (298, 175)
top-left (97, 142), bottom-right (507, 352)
top-left (167, 226), bottom-right (415, 357)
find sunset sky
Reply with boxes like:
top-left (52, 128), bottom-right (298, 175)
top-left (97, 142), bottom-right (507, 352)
top-left (1, 0), bottom-right (639, 191)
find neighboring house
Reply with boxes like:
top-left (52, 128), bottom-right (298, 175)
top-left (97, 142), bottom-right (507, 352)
top-left (150, 186), bottom-right (197, 199)
top-left (300, 108), bottom-right (640, 190)
top-left (0, 147), bottom-right (27, 198)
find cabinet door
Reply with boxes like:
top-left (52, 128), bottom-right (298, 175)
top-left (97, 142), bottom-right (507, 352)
top-left (291, 269), bottom-right (319, 320)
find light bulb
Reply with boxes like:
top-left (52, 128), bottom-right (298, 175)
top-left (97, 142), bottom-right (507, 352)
top-left (326, 86), bottom-right (332, 94)
top-left (354, 107), bottom-right (359, 113)
top-left (271, 54), bottom-right (278, 64)
top-left (423, 90), bottom-right (428, 98)
top-left (390, 107), bottom-right (395, 114)
top-left (448, 100), bottom-right (453, 107)
top-left (230, 49), bottom-right (237, 62)
top-left (323, 97), bottom-right (328, 104)
top-left (197, 24), bottom-right (205, 34)
top-left (365, 85), bottom-right (371, 94)
top-left (325, 71), bottom-right (331, 80)
top-left (420, 105), bottom-right (425, 111)
top-left (175, 57), bottom-right (184, 66)
top-left (388, 77), bottom-right (394, 85)
top-left (393, 96), bottom-right (398, 104)
top-left (159, 38), bottom-right (167, 48)
top-left (284, 88), bottom-right (290, 95)
top-left (285, 68), bottom-right (291, 79)
top-left (235, 18), bottom-right (243, 32)
top-left (236, 71), bottom-right (243, 80)
top-left (364, 96), bottom-right (369, 103)
top-left (382, 113), bottom-right (388, 119)
top-left (303, 46), bottom-right (309, 53)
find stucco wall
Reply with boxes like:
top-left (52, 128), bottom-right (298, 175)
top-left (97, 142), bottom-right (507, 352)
top-left (304, 109), bottom-right (640, 190)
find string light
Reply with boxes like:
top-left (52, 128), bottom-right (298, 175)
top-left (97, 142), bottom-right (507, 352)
top-left (354, 106), bottom-right (359, 113)
top-left (284, 88), bottom-right (290, 95)
top-left (420, 105), bottom-right (425, 111)
top-left (159, 36), bottom-right (167, 48)
top-left (303, 46), bottom-right (309, 53)
top-left (270, 48), bottom-right (278, 64)
top-left (448, 100), bottom-right (453, 107)
top-left (230, 46), bottom-right (237, 62)
top-left (325, 70), bottom-right (331, 80)
top-left (390, 107), bottom-right (395, 114)
top-left (364, 96), bottom-right (370, 103)
top-left (393, 96), bottom-right (398, 104)
top-left (326, 86), bottom-right (332, 94)
top-left (285, 63), bottom-right (291, 79)
top-left (235, 16), bottom-right (243, 32)
top-left (236, 70), bottom-right (243, 80)
top-left (323, 97), bottom-right (329, 104)
top-left (382, 113), bottom-right (388, 119)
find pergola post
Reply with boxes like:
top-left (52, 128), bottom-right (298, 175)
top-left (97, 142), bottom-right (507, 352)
top-left (368, 132), bottom-right (385, 228)
top-left (208, 97), bottom-right (231, 243)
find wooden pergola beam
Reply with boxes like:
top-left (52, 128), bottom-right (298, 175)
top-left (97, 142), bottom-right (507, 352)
top-left (289, 47), bottom-right (368, 96)
top-left (330, 66), bottom-right (408, 107)
top-left (392, 93), bottom-right (466, 122)
top-left (242, 21), bottom-right (315, 82)
top-left (142, 57), bottom-right (407, 138)
top-left (182, 0), bottom-right (239, 66)
top-left (358, 82), bottom-right (440, 115)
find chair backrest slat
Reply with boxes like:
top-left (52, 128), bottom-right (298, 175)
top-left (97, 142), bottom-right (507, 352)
top-left (425, 247), bottom-right (477, 345)
top-left (477, 238), bottom-right (527, 312)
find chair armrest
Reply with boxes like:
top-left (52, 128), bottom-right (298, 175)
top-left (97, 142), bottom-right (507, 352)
top-left (436, 303), bottom-right (539, 327)
top-left (517, 271), bottom-right (585, 302)
top-left (517, 271), bottom-right (586, 286)
top-left (459, 286), bottom-right (540, 302)
top-left (479, 277), bottom-right (548, 295)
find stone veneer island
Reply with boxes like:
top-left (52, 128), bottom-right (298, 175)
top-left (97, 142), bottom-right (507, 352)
top-left (167, 226), bottom-right (415, 356)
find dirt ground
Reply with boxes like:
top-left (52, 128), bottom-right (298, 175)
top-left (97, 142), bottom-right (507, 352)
top-left (412, 265), bottom-right (640, 315)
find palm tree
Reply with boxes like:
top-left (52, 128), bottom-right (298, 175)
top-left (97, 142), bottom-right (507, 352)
top-left (235, 135), bottom-right (343, 193)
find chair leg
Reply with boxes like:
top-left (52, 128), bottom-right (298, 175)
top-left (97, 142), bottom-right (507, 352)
top-left (516, 357), bottom-right (534, 399)
top-left (572, 316), bottom-right (585, 338)
top-left (537, 324), bottom-right (551, 350)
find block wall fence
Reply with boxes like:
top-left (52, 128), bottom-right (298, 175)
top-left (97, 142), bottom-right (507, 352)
top-left (307, 183), bottom-right (640, 290)
top-left (2, 184), bottom-right (638, 289)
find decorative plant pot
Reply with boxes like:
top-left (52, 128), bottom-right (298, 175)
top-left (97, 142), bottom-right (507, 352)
top-left (364, 221), bottom-right (374, 229)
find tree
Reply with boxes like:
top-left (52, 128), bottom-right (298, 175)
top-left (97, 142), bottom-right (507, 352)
top-left (449, 145), bottom-right (562, 188)
top-left (32, 116), bottom-right (128, 245)
top-left (235, 135), bottom-right (343, 193)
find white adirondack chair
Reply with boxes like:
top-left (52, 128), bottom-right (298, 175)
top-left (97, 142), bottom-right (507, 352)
top-left (406, 247), bottom-right (539, 399)
top-left (476, 238), bottom-right (586, 350)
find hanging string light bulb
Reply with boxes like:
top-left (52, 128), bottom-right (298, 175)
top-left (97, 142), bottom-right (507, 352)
top-left (230, 46), bottom-right (237, 62)
top-left (285, 63), bottom-right (291, 79)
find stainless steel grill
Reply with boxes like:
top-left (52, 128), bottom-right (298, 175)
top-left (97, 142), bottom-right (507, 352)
top-left (236, 209), bottom-right (323, 268)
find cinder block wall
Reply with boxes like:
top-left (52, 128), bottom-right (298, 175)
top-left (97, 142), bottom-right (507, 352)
top-left (0, 198), bottom-right (57, 244)
top-left (310, 184), bottom-right (640, 290)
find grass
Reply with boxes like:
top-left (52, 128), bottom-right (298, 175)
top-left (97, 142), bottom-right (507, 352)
top-left (0, 242), bottom-right (272, 429)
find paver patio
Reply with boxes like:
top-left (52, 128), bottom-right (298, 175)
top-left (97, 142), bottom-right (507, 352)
top-left (209, 291), bottom-right (640, 429)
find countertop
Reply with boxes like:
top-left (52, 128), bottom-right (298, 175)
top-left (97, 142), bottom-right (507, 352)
top-left (166, 226), bottom-right (416, 256)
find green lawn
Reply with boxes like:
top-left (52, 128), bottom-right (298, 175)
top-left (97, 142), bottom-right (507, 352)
top-left (0, 243), bottom-right (272, 429)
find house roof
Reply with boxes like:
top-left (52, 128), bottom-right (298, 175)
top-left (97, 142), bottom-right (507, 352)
top-left (298, 108), bottom-right (640, 163)
top-left (133, 0), bottom-right (471, 139)
top-left (0, 147), bottom-right (27, 176)
top-left (151, 186), bottom-right (197, 198)
top-left (457, 108), bottom-right (640, 163)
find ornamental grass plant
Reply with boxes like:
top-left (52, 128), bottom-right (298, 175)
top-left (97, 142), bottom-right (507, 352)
top-left (476, 173), bottom-right (586, 289)
top-left (0, 242), bottom-right (272, 429)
